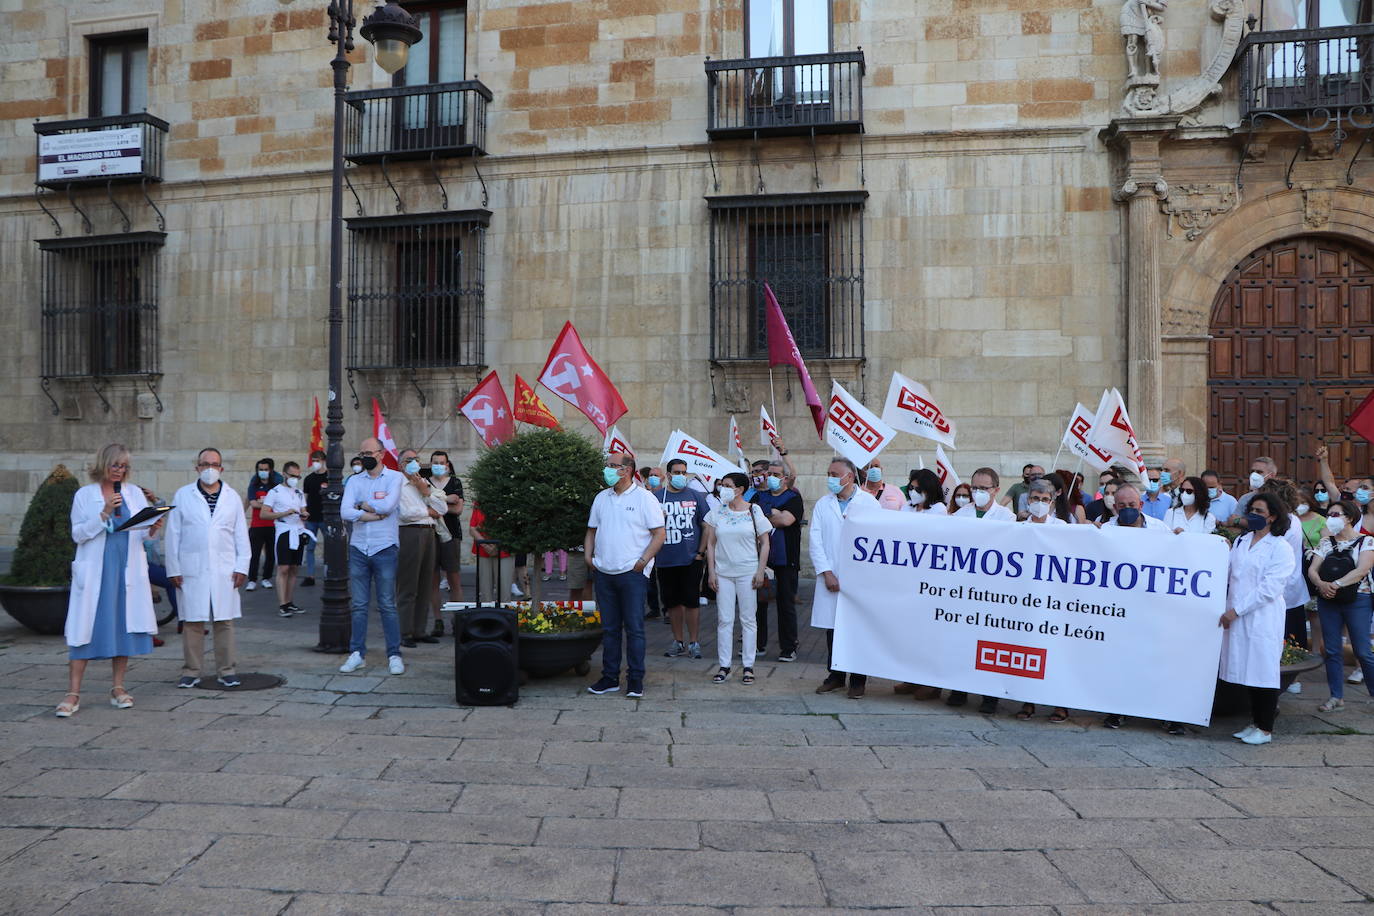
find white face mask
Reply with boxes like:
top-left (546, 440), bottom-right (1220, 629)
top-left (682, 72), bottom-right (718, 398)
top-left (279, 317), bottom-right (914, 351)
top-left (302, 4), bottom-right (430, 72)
top-left (954, 495), bottom-right (971, 508)
top-left (1295, 503), bottom-right (1309, 516)
top-left (1249, 471), bottom-right (1266, 490)
top-left (199, 468), bottom-right (221, 486)
top-left (351, 464), bottom-right (363, 475)
top-left (286, 476), bottom-right (300, 489)
top-left (972, 489), bottom-right (992, 509)
top-left (1327, 516), bottom-right (1348, 535)
top-left (308, 462), bottom-right (323, 473)
top-left (908, 491), bottom-right (926, 506)
top-left (718, 487), bottom-right (737, 503)
top-left (1104, 494), bottom-right (1116, 510)
top-left (1027, 501), bottom-right (1051, 519)
top-left (1179, 492), bottom-right (1195, 507)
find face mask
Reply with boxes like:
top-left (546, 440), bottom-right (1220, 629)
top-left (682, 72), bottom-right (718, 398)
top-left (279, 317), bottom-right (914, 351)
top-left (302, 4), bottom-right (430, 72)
top-left (670, 474), bottom-right (687, 490)
top-left (1315, 491), bottom-right (1330, 504)
top-left (1104, 494), bottom-right (1116, 510)
top-left (1179, 492), bottom-right (1196, 507)
top-left (1359, 488), bottom-right (1372, 505)
top-left (351, 463), bottom-right (363, 475)
top-left (646, 475), bottom-right (661, 489)
top-left (719, 487), bottom-right (737, 503)
top-left (257, 469), bottom-right (269, 480)
top-left (1327, 516), bottom-right (1348, 535)
top-left (309, 462), bottom-right (323, 473)
top-left (909, 491), bottom-right (926, 506)
top-left (430, 464), bottom-right (447, 478)
top-left (1295, 503), bottom-right (1309, 516)
top-left (1028, 501), bottom-right (1051, 519)
top-left (972, 489), bottom-right (991, 508)
top-left (955, 495), bottom-right (971, 508)
top-left (404, 459), bottom-right (420, 476)
top-left (1249, 471), bottom-right (1265, 490)
top-left (1146, 480), bottom-right (1160, 493)
top-left (1208, 487), bottom-right (1219, 499)
top-left (1342, 490), bottom-right (1356, 501)
top-left (827, 476), bottom-right (843, 495)
top-left (199, 468), bottom-right (221, 486)
top-left (1244, 512), bottom-right (1267, 531)
top-left (866, 467), bottom-right (883, 483)
top-left (766, 475), bottom-right (782, 491)
top-left (751, 474), bottom-right (766, 488)
top-left (286, 476), bottom-right (300, 489)
top-left (1159, 471), bottom-right (1172, 487)
top-left (1116, 507), bottom-right (1141, 526)
top-left (361, 456), bottom-right (378, 471)
top-left (603, 467), bottom-right (621, 487)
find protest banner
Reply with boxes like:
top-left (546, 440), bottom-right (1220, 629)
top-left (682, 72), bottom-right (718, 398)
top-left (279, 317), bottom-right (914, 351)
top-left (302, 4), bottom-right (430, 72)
top-left (831, 510), bottom-right (1228, 725)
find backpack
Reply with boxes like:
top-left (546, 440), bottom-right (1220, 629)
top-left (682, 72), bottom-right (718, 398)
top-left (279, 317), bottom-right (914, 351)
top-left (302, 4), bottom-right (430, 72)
top-left (1318, 536), bottom-right (1364, 605)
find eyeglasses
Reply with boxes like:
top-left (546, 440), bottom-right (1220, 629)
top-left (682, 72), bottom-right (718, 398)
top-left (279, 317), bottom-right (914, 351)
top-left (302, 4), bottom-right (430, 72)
top-left (1180, 488), bottom-right (1195, 494)
top-left (196, 463), bottom-right (222, 469)
top-left (109, 463), bottom-right (130, 470)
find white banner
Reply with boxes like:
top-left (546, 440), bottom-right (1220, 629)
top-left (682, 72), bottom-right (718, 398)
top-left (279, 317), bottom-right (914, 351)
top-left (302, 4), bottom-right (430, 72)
top-left (1087, 389), bottom-right (1148, 478)
top-left (831, 511), bottom-right (1228, 725)
top-left (38, 127), bottom-right (143, 182)
top-left (825, 381), bottom-right (895, 469)
top-left (934, 444), bottom-right (961, 500)
top-left (1062, 403), bottom-right (1115, 473)
top-left (881, 372), bottom-right (957, 447)
top-left (661, 429), bottom-right (745, 479)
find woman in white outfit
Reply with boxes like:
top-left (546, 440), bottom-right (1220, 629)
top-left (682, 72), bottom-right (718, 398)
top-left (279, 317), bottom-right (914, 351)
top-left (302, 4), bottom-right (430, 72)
top-left (904, 469), bottom-right (948, 515)
top-left (1221, 492), bottom-right (1297, 745)
top-left (704, 471), bottom-right (771, 685)
top-left (1165, 475), bottom-right (1218, 534)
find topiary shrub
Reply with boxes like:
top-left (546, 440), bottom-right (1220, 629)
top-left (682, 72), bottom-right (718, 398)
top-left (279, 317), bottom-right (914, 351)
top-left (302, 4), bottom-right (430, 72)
top-left (467, 428), bottom-right (604, 605)
top-left (5, 464), bottom-right (79, 586)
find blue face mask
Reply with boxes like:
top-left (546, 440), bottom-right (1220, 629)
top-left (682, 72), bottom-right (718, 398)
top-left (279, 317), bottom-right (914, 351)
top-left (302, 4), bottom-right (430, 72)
top-left (430, 464), bottom-right (447, 478)
top-left (404, 459), bottom-right (420, 476)
top-left (1158, 471), bottom-right (1172, 487)
top-left (827, 476), bottom-right (843, 494)
top-left (257, 469), bottom-right (269, 480)
top-left (646, 475), bottom-right (661, 490)
top-left (1358, 488), bottom-right (1372, 505)
top-left (603, 467), bottom-right (621, 487)
top-left (1245, 512), bottom-right (1268, 531)
top-left (670, 474), bottom-right (686, 490)
top-left (1208, 487), bottom-right (1219, 499)
top-left (1315, 491), bottom-right (1330, 504)
top-left (866, 467), bottom-right (883, 483)
top-left (766, 475), bottom-right (782, 491)
top-left (1116, 507), bottom-right (1141, 527)
top-left (1146, 480), bottom-right (1160, 493)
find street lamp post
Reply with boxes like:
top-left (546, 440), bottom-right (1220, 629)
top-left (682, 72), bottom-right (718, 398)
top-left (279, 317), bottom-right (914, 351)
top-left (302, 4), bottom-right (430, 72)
top-left (316, 0), bottom-right (421, 653)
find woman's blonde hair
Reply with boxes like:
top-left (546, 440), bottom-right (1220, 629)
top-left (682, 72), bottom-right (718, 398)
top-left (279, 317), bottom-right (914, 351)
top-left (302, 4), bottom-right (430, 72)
top-left (90, 443), bottom-right (131, 483)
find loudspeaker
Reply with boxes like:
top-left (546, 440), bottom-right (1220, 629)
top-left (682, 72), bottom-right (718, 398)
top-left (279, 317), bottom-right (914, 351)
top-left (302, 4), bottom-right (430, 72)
top-left (454, 608), bottom-right (519, 706)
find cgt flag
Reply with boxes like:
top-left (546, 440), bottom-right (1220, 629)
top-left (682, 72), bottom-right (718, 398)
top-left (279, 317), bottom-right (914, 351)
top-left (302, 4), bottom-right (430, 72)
top-left (1346, 390), bottom-right (1374, 445)
top-left (764, 284), bottom-right (825, 439)
top-left (458, 371), bottom-right (516, 448)
top-left (513, 374), bottom-right (560, 429)
top-left (881, 372), bottom-right (957, 448)
top-left (309, 396), bottom-right (323, 455)
top-left (825, 380), bottom-right (895, 470)
top-left (935, 444), bottom-right (961, 500)
top-left (1087, 388), bottom-right (1147, 478)
top-left (661, 429), bottom-right (745, 479)
top-left (1061, 403), bottom-right (1115, 472)
top-left (538, 321), bottom-right (627, 435)
top-left (603, 424), bottom-right (636, 459)
top-left (371, 398), bottom-right (400, 469)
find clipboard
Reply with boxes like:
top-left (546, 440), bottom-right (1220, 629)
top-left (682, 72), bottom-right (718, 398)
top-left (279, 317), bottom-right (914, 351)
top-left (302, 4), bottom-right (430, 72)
top-left (115, 505), bottom-right (173, 532)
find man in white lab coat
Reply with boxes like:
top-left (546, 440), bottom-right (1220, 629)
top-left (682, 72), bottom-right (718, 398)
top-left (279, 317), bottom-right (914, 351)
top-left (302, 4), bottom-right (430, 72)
top-left (165, 448), bottom-right (250, 689)
top-left (810, 457), bottom-right (880, 699)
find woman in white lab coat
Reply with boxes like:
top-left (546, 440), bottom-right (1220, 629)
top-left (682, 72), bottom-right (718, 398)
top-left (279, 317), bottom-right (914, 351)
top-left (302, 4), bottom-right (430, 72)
top-left (58, 444), bottom-right (158, 717)
top-left (1220, 492), bottom-right (1297, 746)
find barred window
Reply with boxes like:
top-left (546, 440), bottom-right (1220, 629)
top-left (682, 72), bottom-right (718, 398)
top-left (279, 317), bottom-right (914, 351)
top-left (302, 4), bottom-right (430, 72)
top-left (346, 211), bottom-right (487, 370)
top-left (708, 191), bottom-right (865, 361)
top-left (38, 232), bottom-right (164, 379)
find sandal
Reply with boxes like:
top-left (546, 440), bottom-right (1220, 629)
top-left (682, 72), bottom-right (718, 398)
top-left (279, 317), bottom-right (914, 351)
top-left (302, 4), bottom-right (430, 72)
top-left (1049, 708), bottom-right (1070, 723)
top-left (110, 688), bottom-right (134, 709)
top-left (1318, 698), bottom-right (1345, 712)
top-left (55, 693), bottom-right (80, 718)
top-left (742, 668), bottom-right (755, 685)
top-left (1015, 703), bottom-right (1036, 720)
top-left (712, 667), bottom-right (730, 683)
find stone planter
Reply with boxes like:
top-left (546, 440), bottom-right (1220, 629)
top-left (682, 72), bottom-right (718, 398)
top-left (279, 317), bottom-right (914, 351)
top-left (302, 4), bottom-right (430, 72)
top-left (0, 584), bottom-right (70, 636)
top-left (1212, 653), bottom-right (1325, 717)
top-left (518, 629), bottom-right (603, 678)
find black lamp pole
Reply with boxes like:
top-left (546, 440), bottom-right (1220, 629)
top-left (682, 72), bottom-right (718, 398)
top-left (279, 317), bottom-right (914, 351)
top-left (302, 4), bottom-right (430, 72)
top-left (316, 0), bottom-right (420, 653)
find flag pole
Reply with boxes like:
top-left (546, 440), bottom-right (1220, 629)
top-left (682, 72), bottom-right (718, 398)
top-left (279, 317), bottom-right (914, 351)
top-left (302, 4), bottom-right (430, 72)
top-left (768, 367), bottom-right (778, 423)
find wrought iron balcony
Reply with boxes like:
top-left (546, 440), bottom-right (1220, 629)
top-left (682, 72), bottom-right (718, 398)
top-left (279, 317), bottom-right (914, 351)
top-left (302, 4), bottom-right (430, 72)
top-left (706, 51), bottom-right (865, 140)
top-left (34, 112), bottom-right (168, 188)
top-left (1238, 24), bottom-right (1374, 123)
top-left (343, 80), bottom-right (491, 163)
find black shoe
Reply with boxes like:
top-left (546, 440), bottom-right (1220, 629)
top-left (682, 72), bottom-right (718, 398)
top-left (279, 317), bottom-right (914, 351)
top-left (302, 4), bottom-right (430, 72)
top-left (400, 638), bottom-right (418, 648)
top-left (946, 691), bottom-right (968, 707)
top-left (978, 696), bottom-right (1000, 715)
top-left (626, 679), bottom-right (644, 698)
top-left (416, 635), bottom-right (440, 644)
top-left (1103, 714), bottom-right (1123, 729)
top-left (301, 577), bottom-right (316, 587)
top-left (432, 622), bottom-right (445, 637)
top-left (278, 605), bottom-right (294, 618)
top-left (1166, 721), bottom-right (1187, 736)
top-left (645, 609), bottom-right (661, 619)
top-left (587, 677), bottom-right (620, 695)
top-left (176, 676), bottom-right (200, 689)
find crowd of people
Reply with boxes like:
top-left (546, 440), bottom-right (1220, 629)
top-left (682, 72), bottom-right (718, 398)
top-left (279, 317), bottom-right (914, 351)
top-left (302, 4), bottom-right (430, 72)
top-left (51, 437), bottom-right (1374, 748)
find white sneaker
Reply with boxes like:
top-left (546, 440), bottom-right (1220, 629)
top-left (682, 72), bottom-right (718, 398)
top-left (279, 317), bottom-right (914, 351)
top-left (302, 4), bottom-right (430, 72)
top-left (439, 579), bottom-right (449, 592)
top-left (1232, 724), bottom-right (1258, 740)
top-left (1349, 668), bottom-right (1365, 684)
top-left (245, 581), bottom-right (257, 591)
top-left (388, 655), bottom-right (405, 675)
top-left (1287, 681), bottom-right (1302, 694)
top-left (261, 578), bottom-right (273, 589)
top-left (1241, 729), bottom-right (1273, 745)
top-left (511, 583), bottom-right (524, 598)
top-left (698, 597), bottom-right (708, 606)
top-left (339, 651), bottom-right (364, 673)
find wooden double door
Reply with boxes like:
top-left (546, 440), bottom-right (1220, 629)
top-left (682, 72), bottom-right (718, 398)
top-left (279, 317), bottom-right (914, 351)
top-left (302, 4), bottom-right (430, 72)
top-left (1209, 235), bottom-right (1374, 489)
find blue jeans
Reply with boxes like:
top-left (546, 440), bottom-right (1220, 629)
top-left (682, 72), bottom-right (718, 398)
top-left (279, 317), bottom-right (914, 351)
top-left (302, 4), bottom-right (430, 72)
top-left (147, 562), bottom-right (178, 619)
top-left (1318, 592), bottom-right (1374, 698)
top-left (303, 521), bottom-right (321, 577)
top-left (348, 545), bottom-right (400, 659)
top-left (594, 569), bottom-right (649, 683)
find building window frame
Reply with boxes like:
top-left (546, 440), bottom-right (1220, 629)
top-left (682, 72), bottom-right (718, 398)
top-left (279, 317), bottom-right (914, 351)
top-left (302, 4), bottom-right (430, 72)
top-left (89, 30), bottom-right (149, 117)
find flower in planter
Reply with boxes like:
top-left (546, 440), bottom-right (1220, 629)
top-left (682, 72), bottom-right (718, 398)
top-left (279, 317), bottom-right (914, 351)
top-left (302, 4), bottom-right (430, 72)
top-left (1280, 638), bottom-right (1315, 667)
top-left (517, 603), bottom-right (602, 635)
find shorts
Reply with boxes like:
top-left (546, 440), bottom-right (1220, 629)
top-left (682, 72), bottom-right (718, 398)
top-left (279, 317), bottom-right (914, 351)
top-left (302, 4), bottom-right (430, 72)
top-left (275, 532), bottom-right (304, 567)
top-left (436, 535), bottom-right (462, 573)
top-left (656, 561), bottom-right (701, 609)
top-left (567, 551), bottom-right (588, 589)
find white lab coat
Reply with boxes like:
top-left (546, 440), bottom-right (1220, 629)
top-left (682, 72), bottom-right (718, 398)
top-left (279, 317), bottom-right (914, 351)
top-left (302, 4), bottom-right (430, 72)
top-left (65, 483), bottom-right (156, 648)
top-left (808, 488), bottom-right (880, 629)
top-left (164, 482), bottom-right (250, 623)
top-left (1279, 514), bottom-right (1309, 609)
top-left (1220, 531), bottom-right (1296, 688)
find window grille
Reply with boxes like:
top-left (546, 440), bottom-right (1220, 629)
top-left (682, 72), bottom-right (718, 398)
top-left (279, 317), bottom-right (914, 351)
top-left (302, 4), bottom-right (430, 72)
top-left (37, 232), bottom-right (164, 379)
top-left (346, 211), bottom-right (488, 370)
top-left (707, 191), bottom-right (866, 361)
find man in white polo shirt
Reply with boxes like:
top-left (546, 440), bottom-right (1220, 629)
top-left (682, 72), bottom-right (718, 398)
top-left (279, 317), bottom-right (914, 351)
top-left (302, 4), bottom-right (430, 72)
top-left (585, 451), bottom-right (666, 699)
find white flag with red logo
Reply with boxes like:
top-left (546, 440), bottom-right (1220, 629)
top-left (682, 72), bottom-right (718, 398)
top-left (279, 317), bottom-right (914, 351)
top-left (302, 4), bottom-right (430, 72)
top-left (825, 381), bottom-right (895, 469)
top-left (661, 429), bottom-right (745, 479)
top-left (537, 321), bottom-right (628, 435)
top-left (602, 424), bottom-right (636, 459)
top-left (759, 405), bottom-right (779, 448)
top-left (934, 444), bottom-right (961, 500)
top-left (1061, 403), bottom-right (1115, 473)
top-left (370, 398), bottom-right (400, 470)
top-left (457, 371), bottom-right (516, 449)
top-left (880, 372), bottom-right (957, 448)
top-left (728, 415), bottom-right (746, 465)
top-left (1086, 388), bottom-right (1147, 478)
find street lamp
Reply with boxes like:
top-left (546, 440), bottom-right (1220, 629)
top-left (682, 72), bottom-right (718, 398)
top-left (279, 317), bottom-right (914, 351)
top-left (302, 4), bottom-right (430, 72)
top-left (316, 0), bottom-right (421, 653)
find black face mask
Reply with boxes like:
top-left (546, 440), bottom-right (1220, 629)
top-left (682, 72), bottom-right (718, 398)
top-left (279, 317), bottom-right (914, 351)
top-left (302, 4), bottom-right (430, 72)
top-left (361, 456), bottom-right (378, 471)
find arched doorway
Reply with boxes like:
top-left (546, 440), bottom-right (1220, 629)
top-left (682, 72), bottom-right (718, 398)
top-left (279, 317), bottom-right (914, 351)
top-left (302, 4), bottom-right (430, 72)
top-left (1208, 235), bottom-right (1374, 489)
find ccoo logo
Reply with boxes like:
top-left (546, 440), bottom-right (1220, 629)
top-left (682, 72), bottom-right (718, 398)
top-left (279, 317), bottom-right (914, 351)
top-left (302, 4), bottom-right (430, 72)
top-left (974, 640), bottom-right (1046, 679)
top-left (827, 399), bottom-right (886, 451)
top-left (896, 387), bottom-right (952, 434)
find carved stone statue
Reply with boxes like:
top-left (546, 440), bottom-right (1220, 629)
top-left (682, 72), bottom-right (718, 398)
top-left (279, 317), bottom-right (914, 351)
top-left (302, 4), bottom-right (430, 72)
top-left (1121, 0), bottom-right (1168, 81)
top-left (1119, 0), bottom-right (1247, 120)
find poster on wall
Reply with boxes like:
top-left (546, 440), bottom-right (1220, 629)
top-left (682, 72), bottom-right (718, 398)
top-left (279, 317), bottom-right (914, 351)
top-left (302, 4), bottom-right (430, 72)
top-left (38, 128), bottom-right (143, 183)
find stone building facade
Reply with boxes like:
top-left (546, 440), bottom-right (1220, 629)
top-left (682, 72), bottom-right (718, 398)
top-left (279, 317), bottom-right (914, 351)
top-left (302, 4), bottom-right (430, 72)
top-left (0, 0), bottom-right (1370, 543)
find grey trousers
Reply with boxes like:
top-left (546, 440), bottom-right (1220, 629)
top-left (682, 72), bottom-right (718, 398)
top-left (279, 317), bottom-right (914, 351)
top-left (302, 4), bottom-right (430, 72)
top-left (397, 526), bottom-right (436, 639)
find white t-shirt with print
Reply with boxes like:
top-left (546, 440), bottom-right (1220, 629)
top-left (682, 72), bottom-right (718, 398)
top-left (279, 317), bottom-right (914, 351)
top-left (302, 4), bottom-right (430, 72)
top-left (1312, 534), bottom-right (1374, 594)
top-left (705, 503), bottom-right (772, 578)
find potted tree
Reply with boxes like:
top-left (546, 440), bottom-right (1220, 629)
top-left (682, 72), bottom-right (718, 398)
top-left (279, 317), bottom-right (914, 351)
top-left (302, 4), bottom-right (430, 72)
top-left (0, 464), bottom-right (79, 635)
top-left (467, 428), bottom-right (606, 676)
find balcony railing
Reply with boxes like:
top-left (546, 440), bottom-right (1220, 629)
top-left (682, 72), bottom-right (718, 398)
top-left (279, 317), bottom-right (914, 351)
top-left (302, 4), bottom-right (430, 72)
top-left (344, 80), bottom-right (492, 163)
top-left (1238, 24), bottom-right (1374, 120)
top-left (706, 51), bottom-right (865, 139)
top-left (34, 113), bottom-right (168, 188)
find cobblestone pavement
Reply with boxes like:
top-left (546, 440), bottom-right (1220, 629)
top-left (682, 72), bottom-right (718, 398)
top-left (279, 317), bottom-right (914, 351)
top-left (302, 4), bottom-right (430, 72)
top-left (2, 574), bottom-right (1374, 914)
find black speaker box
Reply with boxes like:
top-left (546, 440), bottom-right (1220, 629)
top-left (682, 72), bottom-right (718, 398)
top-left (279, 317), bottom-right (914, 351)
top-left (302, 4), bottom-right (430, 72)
top-left (454, 608), bottom-right (519, 706)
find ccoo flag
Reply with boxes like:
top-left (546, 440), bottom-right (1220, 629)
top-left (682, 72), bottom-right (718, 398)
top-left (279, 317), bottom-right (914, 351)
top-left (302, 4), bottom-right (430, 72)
top-left (458, 371), bottom-right (517, 448)
top-left (759, 405), bottom-right (779, 449)
top-left (881, 372), bottom-right (957, 448)
top-left (728, 415), bottom-right (746, 465)
top-left (661, 429), bottom-right (745, 479)
top-left (825, 381), bottom-right (895, 469)
top-left (934, 444), bottom-right (961, 500)
top-left (1061, 403), bottom-right (1115, 472)
top-left (603, 424), bottom-right (636, 459)
top-left (1086, 388), bottom-right (1147, 478)
top-left (537, 321), bottom-right (627, 435)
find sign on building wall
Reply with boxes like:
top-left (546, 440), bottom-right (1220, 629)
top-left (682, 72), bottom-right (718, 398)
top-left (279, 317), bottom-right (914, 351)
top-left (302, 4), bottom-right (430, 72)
top-left (38, 128), bottom-right (142, 182)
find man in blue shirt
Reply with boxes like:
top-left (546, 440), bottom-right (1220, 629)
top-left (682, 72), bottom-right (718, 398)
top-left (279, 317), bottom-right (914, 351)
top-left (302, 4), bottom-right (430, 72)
top-left (339, 437), bottom-right (406, 676)
top-left (1141, 467), bottom-right (1172, 522)
top-left (657, 459), bottom-right (710, 659)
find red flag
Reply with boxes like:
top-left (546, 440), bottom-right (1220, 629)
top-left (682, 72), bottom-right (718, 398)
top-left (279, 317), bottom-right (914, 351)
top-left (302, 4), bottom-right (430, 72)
top-left (309, 396), bottom-right (324, 455)
top-left (537, 321), bottom-right (627, 434)
top-left (763, 283), bottom-right (824, 439)
top-left (458, 371), bottom-right (517, 448)
top-left (513, 374), bottom-right (560, 429)
top-left (1347, 390), bottom-right (1374, 445)
top-left (370, 398), bottom-right (400, 470)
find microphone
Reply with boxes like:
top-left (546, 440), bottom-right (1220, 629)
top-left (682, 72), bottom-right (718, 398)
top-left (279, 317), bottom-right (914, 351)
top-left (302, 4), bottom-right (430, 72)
top-left (113, 481), bottom-right (121, 494)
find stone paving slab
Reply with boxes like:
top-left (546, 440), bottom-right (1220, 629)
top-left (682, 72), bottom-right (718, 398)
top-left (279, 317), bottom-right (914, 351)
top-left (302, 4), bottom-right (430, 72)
top-left (384, 843), bottom-right (616, 902)
top-left (173, 835), bottom-right (408, 894)
top-left (614, 849), bottom-right (825, 906)
top-left (817, 850), bottom-right (1086, 907)
top-left (1126, 848), bottom-right (1364, 902)
top-left (52, 883), bottom-right (290, 916)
